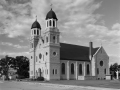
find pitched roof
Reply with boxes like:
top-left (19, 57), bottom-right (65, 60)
top-left (60, 43), bottom-right (99, 61)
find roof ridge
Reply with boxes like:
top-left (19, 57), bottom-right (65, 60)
top-left (60, 42), bottom-right (89, 48)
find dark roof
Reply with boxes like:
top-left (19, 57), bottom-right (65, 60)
top-left (46, 9), bottom-right (58, 20)
top-left (60, 43), bottom-right (99, 61)
top-left (31, 20), bottom-right (41, 29)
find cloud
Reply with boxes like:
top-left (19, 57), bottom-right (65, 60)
top-left (109, 55), bottom-right (120, 65)
top-left (0, 51), bottom-right (29, 58)
top-left (0, 0), bottom-right (119, 59)
top-left (112, 23), bottom-right (120, 30)
top-left (0, 42), bottom-right (29, 49)
top-left (0, 0), bottom-right (32, 37)
top-left (84, 23), bottom-right (120, 45)
top-left (0, 0), bottom-right (103, 39)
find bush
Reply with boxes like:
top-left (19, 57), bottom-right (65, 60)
top-left (17, 76), bottom-right (25, 79)
top-left (36, 77), bottom-right (44, 81)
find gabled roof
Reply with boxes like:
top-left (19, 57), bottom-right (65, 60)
top-left (60, 43), bottom-right (99, 61)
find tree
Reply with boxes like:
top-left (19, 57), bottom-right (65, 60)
top-left (0, 55), bottom-right (14, 80)
top-left (0, 55), bottom-right (29, 79)
top-left (110, 63), bottom-right (119, 78)
top-left (15, 56), bottom-right (29, 79)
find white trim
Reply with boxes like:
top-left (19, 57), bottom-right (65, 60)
top-left (93, 46), bottom-right (102, 57)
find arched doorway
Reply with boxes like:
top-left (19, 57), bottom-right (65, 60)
top-left (38, 68), bottom-right (41, 77)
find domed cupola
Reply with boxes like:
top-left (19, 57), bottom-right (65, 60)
top-left (46, 9), bottom-right (58, 21)
top-left (31, 17), bottom-right (41, 36)
top-left (45, 8), bottom-right (58, 28)
top-left (31, 20), bottom-right (41, 29)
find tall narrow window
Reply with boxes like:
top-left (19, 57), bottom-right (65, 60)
top-left (50, 20), bottom-right (51, 26)
top-left (61, 63), bottom-right (65, 74)
top-left (53, 69), bottom-right (54, 75)
top-left (79, 64), bottom-right (82, 75)
top-left (104, 68), bottom-right (106, 74)
top-left (87, 64), bottom-right (90, 75)
top-left (71, 63), bottom-right (74, 74)
top-left (97, 68), bottom-right (99, 75)
top-left (34, 30), bottom-right (36, 35)
top-left (37, 30), bottom-right (39, 35)
top-left (53, 36), bottom-right (55, 43)
top-left (53, 20), bottom-right (55, 27)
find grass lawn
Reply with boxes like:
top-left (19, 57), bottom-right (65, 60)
top-left (45, 80), bottom-right (120, 89)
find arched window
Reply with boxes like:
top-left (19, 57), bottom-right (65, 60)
top-left (79, 64), bottom-right (82, 75)
top-left (34, 30), bottom-right (36, 35)
top-left (37, 30), bottom-right (39, 35)
top-left (38, 68), bottom-right (41, 77)
top-left (97, 68), bottom-right (99, 74)
top-left (53, 36), bottom-right (55, 43)
top-left (87, 64), bottom-right (90, 75)
top-left (71, 63), bottom-right (74, 74)
top-left (100, 61), bottom-right (103, 66)
top-left (61, 63), bottom-right (65, 74)
top-left (104, 68), bottom-right (106, 74)
top-left (53, 20), bottom-right (55, 27)
top-left (50, 20), bottom-right (51, 26)
top-left (53, 69), bottom-right (54, 74)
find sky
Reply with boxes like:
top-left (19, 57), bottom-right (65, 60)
top-left (0, 0), bottom-right (119, 65)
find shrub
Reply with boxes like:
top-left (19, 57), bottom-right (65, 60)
top-left (36, 77), bottom-right (44, 81)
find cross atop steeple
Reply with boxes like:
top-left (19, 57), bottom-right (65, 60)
top-left (50, 4), bottom-right (53, 10)
top-left (36, 15), bottom-right (37, 21)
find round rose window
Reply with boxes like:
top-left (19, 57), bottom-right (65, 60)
top-left (53, 52), bottom-right (57, 56)
top-left (100, 61), bottom-right (103, 66)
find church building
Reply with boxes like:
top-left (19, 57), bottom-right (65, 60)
top-left (29, 8), bottom-right (109, 80)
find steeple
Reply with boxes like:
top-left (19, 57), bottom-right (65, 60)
top-left (31, 16), bottom-right (41, 36)
top-left (31, 16), bottom-right (41, 29)
top-left (45, 6), bottom-right (58, 28)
